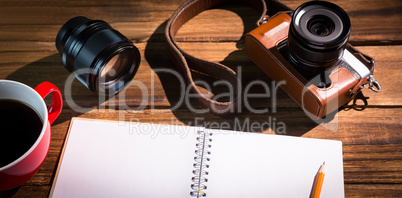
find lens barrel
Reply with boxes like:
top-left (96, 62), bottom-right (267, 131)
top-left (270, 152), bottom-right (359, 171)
top-left (56, 16), bottom-right (140, 95)
top-left (287, 1), bottom-right (351, 73)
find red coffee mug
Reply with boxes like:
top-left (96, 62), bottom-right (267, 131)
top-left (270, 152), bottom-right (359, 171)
top-left (0, 80), bottom-right (62, 191)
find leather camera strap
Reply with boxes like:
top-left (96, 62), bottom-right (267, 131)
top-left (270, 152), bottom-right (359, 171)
top-left (165, 0), bottom-right (290, 116)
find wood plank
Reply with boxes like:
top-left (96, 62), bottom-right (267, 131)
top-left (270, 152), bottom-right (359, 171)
top-left (0, 0), bottom-right (400, 43)
top-left (344, 184), bottom-right (402, 197)
top-left (0, 44), bottom-right (400, 108)
top-left (47, 107), bottom-right (400, 144)
top-left (0, 185), bottom-right (51, 198)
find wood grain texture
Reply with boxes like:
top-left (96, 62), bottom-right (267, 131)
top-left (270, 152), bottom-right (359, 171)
top-left (0, 0), bottom-right (401, 197)
top-left (1, 44), bottom-right (400, 108)
top-left (0, 0), bottom-right (401, 43)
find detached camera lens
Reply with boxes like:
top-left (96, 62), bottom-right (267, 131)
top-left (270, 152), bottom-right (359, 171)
top-left (56, 16), bottom-right (140, 95)
top-left (288, 1), bottom-right (351, 73)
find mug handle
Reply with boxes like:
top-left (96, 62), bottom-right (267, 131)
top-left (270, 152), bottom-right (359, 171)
top-left (34, 82), bottom-right (63, 125)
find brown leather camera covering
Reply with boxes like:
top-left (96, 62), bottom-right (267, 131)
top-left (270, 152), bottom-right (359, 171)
top-left (245, 13), bottom-right (359, 119)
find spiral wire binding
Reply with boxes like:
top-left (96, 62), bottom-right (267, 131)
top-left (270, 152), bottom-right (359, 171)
top-left (190, 130), bottom-right (212, 197)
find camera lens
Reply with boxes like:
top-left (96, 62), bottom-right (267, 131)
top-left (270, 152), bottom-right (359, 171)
top-left (307, 15), bottom-right (335, 36)
top-left (56, 16), bottom-right (140, 95)
top-left (287, 1), bottom-right (351, 73)
top-left (100, 51), bottom-right (130, 81)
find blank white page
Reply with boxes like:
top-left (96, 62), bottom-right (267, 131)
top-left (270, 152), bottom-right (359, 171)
top-left (50, 118), bottom-right (199, 198)
top-left (205, 130), bottom-right (344, 198)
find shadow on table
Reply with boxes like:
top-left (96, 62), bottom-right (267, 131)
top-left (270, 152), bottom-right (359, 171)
top-left (0, 186), bottom-right (20, 198)
top-left (6, 53), bottom-right (107, 126)
top-left (144, 5), bottom-right (331, 137)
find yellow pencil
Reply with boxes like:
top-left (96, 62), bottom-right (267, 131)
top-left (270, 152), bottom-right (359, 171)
top-left (311, 162), bottom-right (326, 198)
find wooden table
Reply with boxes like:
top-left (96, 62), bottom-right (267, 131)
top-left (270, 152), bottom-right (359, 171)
top-left (0, 0), bottom-right (401, 197)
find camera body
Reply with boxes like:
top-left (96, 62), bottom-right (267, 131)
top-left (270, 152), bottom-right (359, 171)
top-left (245, 2), bottom-right (377, 119)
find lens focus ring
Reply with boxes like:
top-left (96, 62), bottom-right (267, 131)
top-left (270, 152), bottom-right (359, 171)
top-left (288, 1), bottom-right (351, 70)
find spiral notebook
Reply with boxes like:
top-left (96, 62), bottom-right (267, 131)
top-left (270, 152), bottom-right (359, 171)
top-left (50, 118), bottom-right (344, 197)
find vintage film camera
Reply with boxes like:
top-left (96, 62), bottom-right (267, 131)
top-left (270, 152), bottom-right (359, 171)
top-left (245, 1), bottom-right (381, 119)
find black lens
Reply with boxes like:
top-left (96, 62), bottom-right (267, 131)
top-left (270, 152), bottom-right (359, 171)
top-left (56, 16), bottom-right (140, 95)
top-left (287, 1), bottom-right (351, 73)
top-left (307, 15), bottom-right (335, 36)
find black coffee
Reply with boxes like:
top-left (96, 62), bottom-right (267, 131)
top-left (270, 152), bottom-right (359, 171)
top-left (0, 99), bottom-right (43, 168)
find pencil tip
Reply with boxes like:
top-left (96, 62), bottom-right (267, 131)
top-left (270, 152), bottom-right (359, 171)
top-left (323, 161), bottom-right (325, 165)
